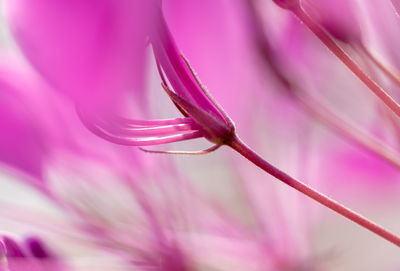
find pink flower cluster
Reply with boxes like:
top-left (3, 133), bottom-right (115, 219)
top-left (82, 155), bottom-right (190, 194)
top-left (0, 0), bottom-right (400, 270)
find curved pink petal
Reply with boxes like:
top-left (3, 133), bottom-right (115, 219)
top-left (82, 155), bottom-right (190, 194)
top-left (5, 0), bottom-right (153, 114)
top-left (116, 117), bottom-right (196, 127)
top-left (0, 62), bottom-right (47, 180)
top-left (80, 114), bottom-right (203, 146)
top-left (162, 0), bottom-right (265, 129)
top-left (151, 14), bottom-right (230, 124)
top-left (0, 54), bottom-right (154, 188)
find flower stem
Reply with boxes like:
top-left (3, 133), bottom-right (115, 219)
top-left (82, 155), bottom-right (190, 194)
top-left (291, 6), bottom-right (400, 118)
top-left (229, 135), bottom-right (400, 247)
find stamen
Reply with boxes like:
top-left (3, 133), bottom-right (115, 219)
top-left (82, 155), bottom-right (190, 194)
top-left (247, 0), bottom-right (400, 174)
top-left (284, 5), bottom-right (400, 118)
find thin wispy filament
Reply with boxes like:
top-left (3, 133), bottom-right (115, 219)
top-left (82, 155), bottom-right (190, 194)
top-left (289, 5), bottom-right (400, 119)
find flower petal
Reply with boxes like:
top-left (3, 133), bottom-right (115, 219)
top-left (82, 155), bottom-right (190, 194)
top-left (80, 116), bottom-right (203, 146)
top-left (0, 63), bottom-right (46, 180)
top-left (5, 0), bottom-right (153, 114)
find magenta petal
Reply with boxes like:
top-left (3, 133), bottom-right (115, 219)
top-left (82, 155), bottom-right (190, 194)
top-left (85, 125), bottom-right (203, 146)
top-left (162, 0), bottom-right (254, 126)
top-left (5, 0), bottom-right (153, 113)
top-left (0, 77), bottom-right (45, 180)
top-left (79, 112), bottom-right (203, 146)
top-left (151, 13), bottom-right (230, 124)
top-left (116, 117), bottom-right (196, 127)
top-left (109, 123), bottom-right (198, 136)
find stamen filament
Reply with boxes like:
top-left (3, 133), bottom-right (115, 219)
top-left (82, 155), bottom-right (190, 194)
top-left (290, 6), bottom-right (400, 118)
top-left (246, 1), bottom-right (400, 176)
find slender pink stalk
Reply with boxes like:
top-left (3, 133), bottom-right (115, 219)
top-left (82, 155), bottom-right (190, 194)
top-left (289, 6), bottom-right (400, 118)
top-left (228, 135), bottom-right (400, 247)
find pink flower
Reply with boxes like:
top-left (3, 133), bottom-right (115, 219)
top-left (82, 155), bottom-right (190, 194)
top-left (2, 0), bottom-right (400, 269)
top-left (78, 7), bottom-right (237, 149)
top-left (5, 0), bottom-right (236, 149)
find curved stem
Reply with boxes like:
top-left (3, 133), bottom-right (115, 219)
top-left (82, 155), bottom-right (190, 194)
top-left (291, 6), bottom-right (400, 118)
top-left (228, 135), bottom-right (400, 247)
